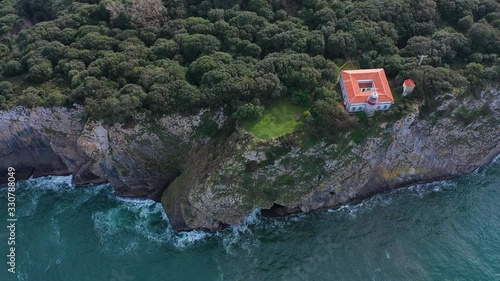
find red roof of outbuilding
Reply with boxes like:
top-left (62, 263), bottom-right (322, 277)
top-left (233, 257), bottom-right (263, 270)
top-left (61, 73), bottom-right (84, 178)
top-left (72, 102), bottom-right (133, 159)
top-left (404, 79), bottom-right (416, 87)
top-left (341, 69), bottom-right (394, 104)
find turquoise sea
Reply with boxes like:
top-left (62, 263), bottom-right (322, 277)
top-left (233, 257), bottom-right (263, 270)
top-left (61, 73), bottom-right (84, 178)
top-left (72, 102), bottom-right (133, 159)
top-left (1, 156), bottom-right (499, 281)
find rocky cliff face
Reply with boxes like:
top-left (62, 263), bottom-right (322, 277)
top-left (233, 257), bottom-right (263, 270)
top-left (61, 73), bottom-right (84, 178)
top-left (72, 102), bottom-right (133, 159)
top-left (0, 106), bottom-right (225, 200)
top-left (163, 88), bottom-right (500, 231)
top-left (1, 89), bottom-right (498, 231)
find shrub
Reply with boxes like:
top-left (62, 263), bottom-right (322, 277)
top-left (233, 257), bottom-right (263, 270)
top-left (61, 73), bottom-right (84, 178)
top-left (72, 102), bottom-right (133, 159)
top-left (233, 103), bottom-right (264, 120)
top-left (17, 87), bottom-right (43, 107)
top-left (28, 59), bottom-right (53, 83)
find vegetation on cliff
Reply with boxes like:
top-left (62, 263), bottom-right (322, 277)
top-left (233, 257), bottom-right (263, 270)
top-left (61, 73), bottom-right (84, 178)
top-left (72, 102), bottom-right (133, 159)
top-left (0, 0), bottom-right (499, 135)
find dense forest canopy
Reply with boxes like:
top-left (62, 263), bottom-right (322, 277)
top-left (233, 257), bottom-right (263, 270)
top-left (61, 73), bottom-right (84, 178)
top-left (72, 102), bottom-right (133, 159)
top-left (0, 0), bottom-right (499, 130)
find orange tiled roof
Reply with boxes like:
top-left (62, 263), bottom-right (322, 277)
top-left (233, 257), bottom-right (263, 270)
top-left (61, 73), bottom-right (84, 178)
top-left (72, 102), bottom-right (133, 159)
top-left (404, 79), bottom-right (416, 87)
top-left (341, 69), bottom-right (394, 104)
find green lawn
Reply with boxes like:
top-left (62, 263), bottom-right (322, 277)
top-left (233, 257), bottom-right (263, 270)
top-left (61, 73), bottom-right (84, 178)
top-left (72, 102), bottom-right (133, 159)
top-left (242, 101), bottom-right (309, 139)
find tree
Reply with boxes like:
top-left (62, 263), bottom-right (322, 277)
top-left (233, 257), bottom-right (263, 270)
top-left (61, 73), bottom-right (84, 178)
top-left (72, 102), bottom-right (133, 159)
top-left (247, 0), bottom-right (272, 13)
top-left (84, 96), bottom-right (119, 123)
top-left (457, 15), bottom-right (473, 32)
top-left (290, 67), bottom-right (321, 93)
top-left (138, 61), bottom-right (186, 90)
top-left (469, 23), bottom-right (500, 54)
top-left (252, 71), bottom-right (283, 99)
top-left (207, 9), bottom-right (224, 22)
top-left (40, 41), bottom-right (66, 64)
top-left (413, 0), bottom-right (438, 22)
top-left (313, 7), bottom-right (336, 27)
top-left (74, 32), bottom-right (118, 51)
top-left (228, 38), bottom-right (261, 57)
top-left (309, 97), bottom-right (356, 135)
top-left (200, 67), bottom-right (247, 106)
top-left (144, 80), bottom-right (200, 114)
top-left (82, 82), bottom-right (144, 123)
top-left (409, 66), bottom-right (469, 100)
top-left (17, 87), bottom-right (43, 107)
top-left (401, 36), bottom-right (446, 64)
top-left (43, 88), bottom-right (67, 106)
top-left (382, 55), bottom-right (405, 77)
top-left (233, 102), bottom-right (264, 120)
top-left (164, 80), bottom-right (201, 113)
top-left (0, 0), bottom-right (496, 123)
top-left (106, 1), bottom-right (131, 29)
top-left (185, 17), bottom-right (213, 34)
top-left (307, 31), bottom-right (325, 56)
top-left (151, 39), bottom-right (179, 59)
top-left (118, 37), bottom-right (150, 59)
top-left (70, 76), bottom-right (118, 104)
top-left (326, 31), bottom-right (357, 58)
top-left (0, 81), bottom-right (13, 101)
top-left (465, 62), bottom-right (485, 85)
top-left (106, 0), bottom-right (167, 28)
top-left (228, 11), bottom-right (267, 41)
top-left (3, 60), bottom-right (23, 77)
top-left (28, 59), bottom-right (53, 83)
top-left (187, 55), bottom-right (220, 84)
top-left (175, 34), bottom-right (221, 62)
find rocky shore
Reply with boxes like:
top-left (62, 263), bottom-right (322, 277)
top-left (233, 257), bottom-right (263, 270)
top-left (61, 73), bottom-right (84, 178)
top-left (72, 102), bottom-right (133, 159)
top-left (0, 88), bottom-right (498, 230)
top-left (0, 106), bottom-right (225, 200)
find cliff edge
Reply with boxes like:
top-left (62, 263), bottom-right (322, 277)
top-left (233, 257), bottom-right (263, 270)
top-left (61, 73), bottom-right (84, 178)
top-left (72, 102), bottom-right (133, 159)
top-left (0, 89), bottom-right (498, 230)
top-left (162, 88), bottom-right (499, 230)
top-left (0, 107), bottom-right (224, 200)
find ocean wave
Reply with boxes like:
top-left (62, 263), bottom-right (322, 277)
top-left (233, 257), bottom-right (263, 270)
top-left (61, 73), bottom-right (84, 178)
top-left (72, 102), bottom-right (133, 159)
top-left (25, 175), bottom-right (74, 190)
top-left (170, 229), bottom-right (212, 249)
top-left (219, 209), bottom-right (262, 254)
top-left (325, 179), bottom-right (458, 218)
top-left (405, 179), bottom-right (457, 198)
top-left (15, 176), bottom-right (110, 217)
top-left (92, 197), bottom-right (171, 254)
top-left (9, 157), bottom-right (498, 255)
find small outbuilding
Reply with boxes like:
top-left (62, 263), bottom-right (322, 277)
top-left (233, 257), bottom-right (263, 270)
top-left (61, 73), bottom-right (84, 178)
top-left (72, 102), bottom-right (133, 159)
top-left (402, 79), bottom-right (416, 97)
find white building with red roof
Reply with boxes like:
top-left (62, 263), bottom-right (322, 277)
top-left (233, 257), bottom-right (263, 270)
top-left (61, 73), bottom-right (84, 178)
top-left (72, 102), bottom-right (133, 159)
top-left (339, 68), bottom-right (394, 116)
top-left (402, 79), bottom-right (416, 96)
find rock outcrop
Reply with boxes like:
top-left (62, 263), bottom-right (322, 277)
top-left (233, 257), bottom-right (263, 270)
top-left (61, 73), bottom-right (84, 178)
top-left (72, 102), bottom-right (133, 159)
top-left (163, 88), bottom-right (500, 231)
top-left (0, 88), bottom-right (498, 231)
top-left (0, 106), bottom-right (224, 200)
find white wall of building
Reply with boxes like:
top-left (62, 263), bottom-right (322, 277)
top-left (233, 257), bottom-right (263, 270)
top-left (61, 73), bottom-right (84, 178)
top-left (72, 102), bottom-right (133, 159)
top-left (346, 102), bottom-right (392, 113)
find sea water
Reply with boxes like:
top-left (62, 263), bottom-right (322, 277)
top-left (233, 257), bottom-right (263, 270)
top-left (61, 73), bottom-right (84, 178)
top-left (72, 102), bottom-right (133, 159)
top-left (0, 157), bottom-right (499, 281)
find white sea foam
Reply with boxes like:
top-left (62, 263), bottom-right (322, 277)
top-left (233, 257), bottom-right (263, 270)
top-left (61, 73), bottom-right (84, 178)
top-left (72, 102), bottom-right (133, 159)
top-left (492, 153), bottom-right (500, 163)
top-left (51, 217), bottom-right (61, 245)
top-left (171, 229), bottom-right (211, 249)
top-left (92, 195), bottom-right (175, 254)
top-left (325, 179), bottom-right (459, 218)
top-left (216, 260), bottom-right (225, 281)
top-left (18, 163), bottom-right (497, 256)
top-left (406, 180), bottom-right (457, 198)
top-left (96, 160), bottom-right (496, 253)
top-left (26, 175), bottom-right (74, 190)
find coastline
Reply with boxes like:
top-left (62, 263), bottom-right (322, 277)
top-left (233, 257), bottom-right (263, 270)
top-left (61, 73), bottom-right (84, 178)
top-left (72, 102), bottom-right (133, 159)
top-left (0, 87), bottom-right (498, 231)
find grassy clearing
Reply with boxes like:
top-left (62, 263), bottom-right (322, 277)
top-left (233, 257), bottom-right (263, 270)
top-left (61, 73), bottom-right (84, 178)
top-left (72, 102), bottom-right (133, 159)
top-left (242, 101), bottom-right (309, 139)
